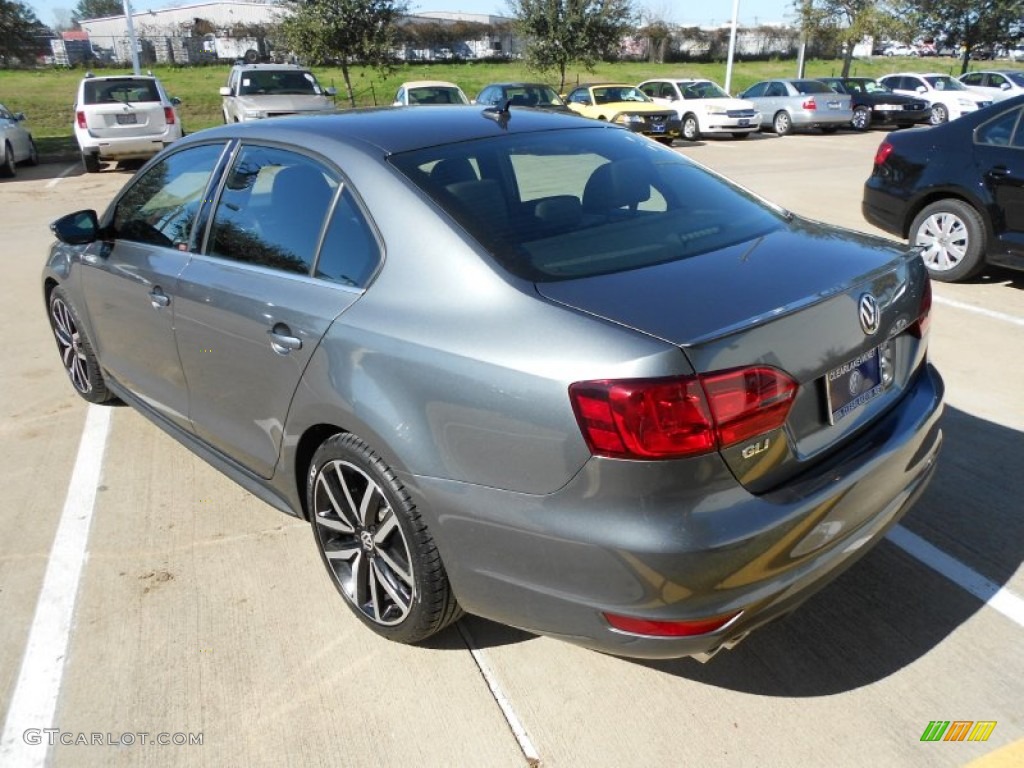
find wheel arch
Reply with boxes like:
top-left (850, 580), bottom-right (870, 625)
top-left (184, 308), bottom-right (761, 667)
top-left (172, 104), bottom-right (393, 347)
top-left (901, 188), bottom-right (994, 242)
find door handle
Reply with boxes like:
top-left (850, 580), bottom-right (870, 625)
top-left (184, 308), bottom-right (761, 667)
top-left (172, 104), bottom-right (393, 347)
top-left (986, 166), bottom-right (1011, 179)
top-left (268, 323), bottom-right (302, 355)
top-left (148, 288), bottom-right (170, 308)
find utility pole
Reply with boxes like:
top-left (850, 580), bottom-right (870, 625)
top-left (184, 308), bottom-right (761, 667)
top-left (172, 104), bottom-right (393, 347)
top-left (122, 0), bottom-right (141, 75)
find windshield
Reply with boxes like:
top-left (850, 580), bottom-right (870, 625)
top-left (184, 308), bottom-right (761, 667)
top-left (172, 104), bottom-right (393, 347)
top-left (924, 75), bottom-right (968, 91)
top-left (389, 128), bottom-right (784, 282)
top-left (678, 81), bottom-right (730, 99)
top-left (239, 70), bottom-right (322, 96)
top-left (593, 86), bottom-right (650, 104)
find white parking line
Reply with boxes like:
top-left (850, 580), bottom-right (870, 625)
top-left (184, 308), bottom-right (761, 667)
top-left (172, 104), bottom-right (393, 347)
top-left (457, 622), bottom-right (541, 767)
top-left (887, 524), bottom-right (1024, 629)
top-left (0, 405), bottom-right (112, 768)
top-left (934, 295), bottom-right (1024, 328)
top-left (44, 163), bottom-right (78, 189)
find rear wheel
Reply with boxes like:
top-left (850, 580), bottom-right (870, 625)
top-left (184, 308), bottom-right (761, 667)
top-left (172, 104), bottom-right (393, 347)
top-left (1, 142), bottom-right (15, 177)
top-left (81, 152), bottom-right (100, 173)
top-left (851, 106), bottom-right (871, 131)
top-left (930, 104), bottom-right (948, 125)
top-left (773, 111), bottom-right (792, 136)
top-left (308, 433), bottom-right (462, 643)
top-left (47, 286), bottom-right (114, 403)
top-left (681, 113), bottom-right (701, 141)
top-left (910, 199), bottom-right (986, 282)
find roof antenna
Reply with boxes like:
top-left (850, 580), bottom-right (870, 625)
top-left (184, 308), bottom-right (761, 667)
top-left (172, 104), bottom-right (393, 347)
top-left (482, 99), bottom-right (512, 129)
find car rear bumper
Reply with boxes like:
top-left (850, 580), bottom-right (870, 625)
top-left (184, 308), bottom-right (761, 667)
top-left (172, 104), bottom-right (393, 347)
top-left (790, 110), bottom-right (855, 129)
top-left (408, 362), bottom-right (944, 659)
top-left (77, 130), bottom-right (180, 160)
top-left (862, 181), bottom-right (911, 237)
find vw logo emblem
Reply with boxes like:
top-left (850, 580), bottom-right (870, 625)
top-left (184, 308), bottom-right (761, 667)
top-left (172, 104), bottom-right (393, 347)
top-left (858, 293), bottom-right (880, 336)
top-left (848, 370), bottom-right (863, 396)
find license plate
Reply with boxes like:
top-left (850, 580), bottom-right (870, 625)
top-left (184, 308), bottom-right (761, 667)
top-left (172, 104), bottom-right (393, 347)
top-left (650, 123), bottom-right (666, 133)
top-left (116, 113), bottom-right (138, 125)
top-left (738, 119), bottom-right (750, 126)
top-left (824, 344), bottom-right (891, 424)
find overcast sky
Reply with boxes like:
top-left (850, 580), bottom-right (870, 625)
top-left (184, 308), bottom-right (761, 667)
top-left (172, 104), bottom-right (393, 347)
top-left (31, 0), bottom-right (797, 34)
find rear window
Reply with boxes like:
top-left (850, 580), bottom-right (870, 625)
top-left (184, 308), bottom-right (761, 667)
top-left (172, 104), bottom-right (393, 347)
top-left (792, 80), bottom-right (833, 95)
top-left (389, 128), bottom-right (783, 282)
top-left (83, 78), bottom-right (160, 104)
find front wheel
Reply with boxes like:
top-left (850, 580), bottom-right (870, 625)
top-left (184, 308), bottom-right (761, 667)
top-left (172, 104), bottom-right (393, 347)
top-left (930, 104), bottom-right (948, 125)
top-left (773, 111), bottom-right (792, 136)
top-left (681, 114), bottom-right (700, 141)
top-left (910, 199), bottom-right (986, 282)
top-left (1, 142), bottom-right (15, 178)
top-left (308, 433), bottom-right (462, 643)
top-left (851, 106), bottom-right (871, 131)
top-left (47, 286), bottom-right (115, 403)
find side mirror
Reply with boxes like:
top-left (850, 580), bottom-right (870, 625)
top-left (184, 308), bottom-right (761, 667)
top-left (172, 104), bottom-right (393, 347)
top-left (219, 86), bottom-right (232, 97)
top-left (916, 85), bottom-right (927, 94)
top-left (1001, 82), bottom-right (1011, 90)
top-left (51, 210), bottom-right (100, 245)
top-left (14, 112), bottom-right (26, 121)
top-left (170, 96), bottom-right (182, 106)
top-left (325, 86), bottom-right (337, 96)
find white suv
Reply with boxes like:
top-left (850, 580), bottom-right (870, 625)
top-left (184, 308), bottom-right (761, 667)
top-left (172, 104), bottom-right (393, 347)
top-left (74, 72), bottom-right (183, 173)
top-left (638, 78), bottom-right (760, 140)
top-left (220, 64), bottom-right (336, 123)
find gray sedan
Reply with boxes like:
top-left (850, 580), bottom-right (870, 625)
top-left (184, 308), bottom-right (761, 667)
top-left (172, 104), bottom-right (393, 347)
top-left (740, 78), bottom-right (854, 135)
top-left (43, 106), bottom-right (942, 660)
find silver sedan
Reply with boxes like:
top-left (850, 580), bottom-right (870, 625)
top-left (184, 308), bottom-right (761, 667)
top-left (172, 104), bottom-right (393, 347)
top-left (43, 106), bottom-right (941, 660)
top-left (740, 78), bottom-right (854, 135)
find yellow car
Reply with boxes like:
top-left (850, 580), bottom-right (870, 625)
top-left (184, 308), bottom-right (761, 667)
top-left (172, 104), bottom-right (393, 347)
top-left (564, 83), bottom-right (681, 142)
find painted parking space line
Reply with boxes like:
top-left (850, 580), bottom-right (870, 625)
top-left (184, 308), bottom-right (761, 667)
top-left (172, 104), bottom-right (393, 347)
top-left (888, 524), bottom-right (1024, 629)
top-left (45, 164), bottom-right (79, 190)
top-left (934, 295), bottom-right (1024, 328)
top-left (0, 405), bottom-right (112, 768)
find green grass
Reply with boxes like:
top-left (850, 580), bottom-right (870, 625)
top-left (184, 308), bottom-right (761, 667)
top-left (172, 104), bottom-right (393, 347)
top-left (2, 56), bottom-right (1017, 148)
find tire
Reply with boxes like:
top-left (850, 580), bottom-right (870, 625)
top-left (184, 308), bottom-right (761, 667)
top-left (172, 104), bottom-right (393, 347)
top-left (26, 137), bottom-right (39, 166)
top-left (308, 433), bottom-right (462, 643)
top-left (773, 111), bottom-right (792, 136)
top-left (851, 106), bottom-right (871, 131)
top-left (910, 199), bottom-right (986, 282)
top-left (681, 113), bottom-right (700, 141)
top-left (47, 286), bottom-right (115, 403)
top-left (930, 104), bottom-right (948, 125)
top-left (82, 151), bottom-right (100, 173)
top-left (1, 142), bottom-right (15, 178)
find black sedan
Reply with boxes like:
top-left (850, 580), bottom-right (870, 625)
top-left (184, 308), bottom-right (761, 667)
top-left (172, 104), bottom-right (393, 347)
top-left (863, 94), bottom-right (1024, 281)
top-left (819, 77), bottom-right (932, 131)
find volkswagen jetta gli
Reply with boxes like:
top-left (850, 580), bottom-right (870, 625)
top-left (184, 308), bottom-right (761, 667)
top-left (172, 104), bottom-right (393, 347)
top-left (44, 107), bottom-right (943, 660)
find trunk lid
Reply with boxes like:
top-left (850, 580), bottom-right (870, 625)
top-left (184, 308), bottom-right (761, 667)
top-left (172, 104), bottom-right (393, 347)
top-left (538, 220), bottom-right (930, 492)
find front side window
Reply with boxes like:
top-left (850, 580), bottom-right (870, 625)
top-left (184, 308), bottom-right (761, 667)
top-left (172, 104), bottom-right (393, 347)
top-left (390, 128), bottom-right (783, 282)
top-left (207, 146), bottom-right (338, 274)
top-left (112, 143), bottom-right (226, 248)
top-left (741, 82), bottom-right (767, 98)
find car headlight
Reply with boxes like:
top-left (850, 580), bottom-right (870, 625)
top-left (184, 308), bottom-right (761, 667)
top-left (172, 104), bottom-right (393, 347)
top-left (244, 109), bottom-right (265, 119)
top-left (614, 113), bottom-right (645, 125)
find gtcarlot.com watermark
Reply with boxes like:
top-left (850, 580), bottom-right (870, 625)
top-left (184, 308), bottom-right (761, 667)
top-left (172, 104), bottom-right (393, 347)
top-left (23, 729), bottom-right (203, 747)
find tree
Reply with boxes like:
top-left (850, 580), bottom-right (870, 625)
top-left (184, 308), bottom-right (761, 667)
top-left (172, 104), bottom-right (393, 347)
top-left (796, 1), bottom-right (906, 77)
top-left (507, 0), bottom-right (637, 92)
top-left (899, 0), bottom-right (1024, 73)
top-left (71, 0), bottom-right (122, 25)
top-left (281, 0), bottom-right (407, 107)
top-left (0, 0), bottom-right (46, 66)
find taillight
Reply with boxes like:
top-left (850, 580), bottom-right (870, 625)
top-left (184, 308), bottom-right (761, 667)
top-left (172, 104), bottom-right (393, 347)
top-left (874, 141), bottom-right (894, 167)
top-left (802, 98), bottom-right (817, 110)
top-left (569, 367), bottom-right (798, 460)
top-left (909, 276), bottom-right (932, 339)
top-left (604, 610), bottom-right (742, 637)
top-left (76, 111), bottom-right (87, 129)
top-left (164, 106), bottom-right (176, 124)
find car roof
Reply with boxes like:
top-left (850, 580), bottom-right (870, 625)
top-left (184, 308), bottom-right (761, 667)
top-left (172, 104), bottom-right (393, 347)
top-left (81, 73), bottom-right (159, 82)
top-left (481, 82), bottom-right (556, 88)
top-left (577, 83), bottom-right (638, 88)
top-left (179, 105), bottom-right (601, 156)
top-left (400, 80), bottom-right (463, 89)
top-left (231, 63), bottom-right (309, 72)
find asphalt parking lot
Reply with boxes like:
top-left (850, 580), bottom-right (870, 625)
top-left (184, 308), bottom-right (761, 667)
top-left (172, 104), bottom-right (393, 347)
top-left (1, 128), bottom-right (1022, 767)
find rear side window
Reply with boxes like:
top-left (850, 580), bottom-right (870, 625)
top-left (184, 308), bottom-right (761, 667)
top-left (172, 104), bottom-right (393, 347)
top-left (207, 146), bottom-right (339, 274)
top-left (84, 78), bottom-right (160, 104)
top-left (390, 128), bottom-right (783, 282)
top-left (976, 107), bottom-right (1024, 147)
top-left (315, 188), bottom-right (381, 287)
